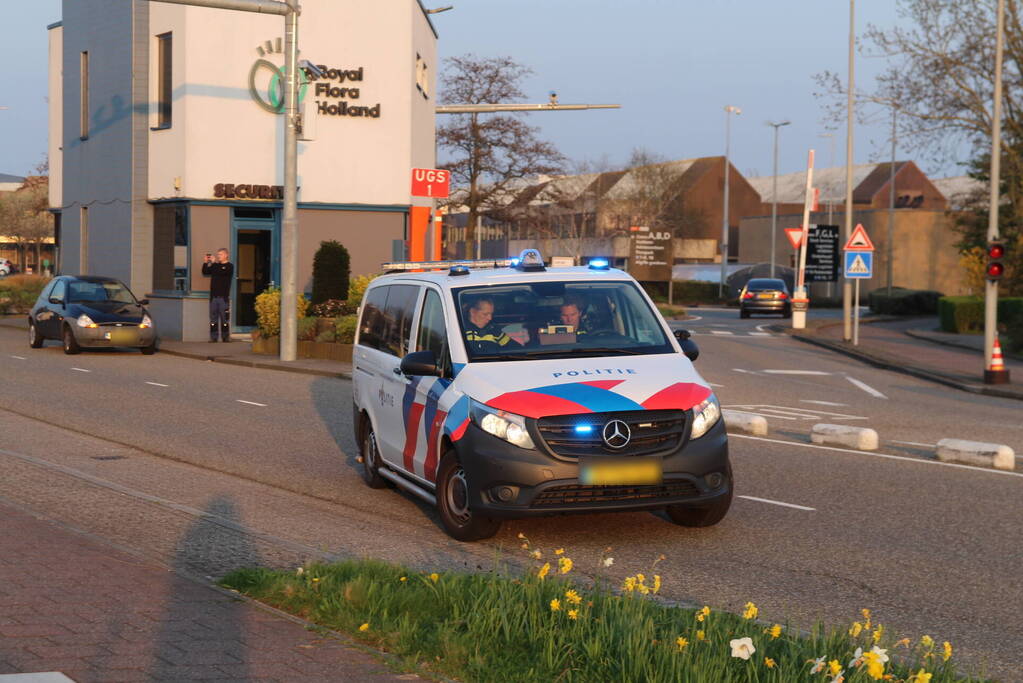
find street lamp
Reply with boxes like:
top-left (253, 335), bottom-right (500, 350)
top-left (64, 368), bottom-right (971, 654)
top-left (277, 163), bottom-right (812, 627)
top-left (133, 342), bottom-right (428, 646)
top-left (767, 120), bottom-right (790, 278)
top-left (843, 0), bottom-right (856, 341)
top-left (720, 105), bottom-right (741, 297)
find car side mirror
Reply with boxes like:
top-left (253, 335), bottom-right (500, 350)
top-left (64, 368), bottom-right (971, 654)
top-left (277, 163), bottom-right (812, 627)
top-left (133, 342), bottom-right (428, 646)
top-left (139, 299), bottom-right (150, 306)
top-left (400, 350), bottom-right (441, 377)
top-left (673, 329), bottom-right (699, 362)
top-left (49, 297), bottom-right (63, 305)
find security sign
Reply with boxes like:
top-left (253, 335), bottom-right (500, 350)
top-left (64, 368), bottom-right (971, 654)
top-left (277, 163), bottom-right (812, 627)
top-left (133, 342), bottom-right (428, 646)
top-left (844, 251), bottom-right (873, 279)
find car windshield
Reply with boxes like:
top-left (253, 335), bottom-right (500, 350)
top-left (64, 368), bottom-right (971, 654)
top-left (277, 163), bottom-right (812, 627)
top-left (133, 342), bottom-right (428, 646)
top-left (747, 279), bottom-right (786, 291)
top-left (454, 280), bottom-right (673, 361)
top-left (68, 280), bottom-right (137, 304)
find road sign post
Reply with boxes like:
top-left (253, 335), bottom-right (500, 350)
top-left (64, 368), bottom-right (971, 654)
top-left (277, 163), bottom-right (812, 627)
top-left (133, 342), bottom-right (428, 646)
top-left (843, 224), bottom-right (875, 346)
top-left (792, 150), bottom-right (816, 330)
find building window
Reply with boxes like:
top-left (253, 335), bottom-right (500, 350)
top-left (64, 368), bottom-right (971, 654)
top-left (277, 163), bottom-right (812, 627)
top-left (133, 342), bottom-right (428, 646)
top-left (153, 204), bottom-right (188, 291)
top-left (156, 33), bottom-right (172, 128)
top-left (79, 206), bottom-right (88, 274)
top-left (80, 51), bottom-right (89, 139)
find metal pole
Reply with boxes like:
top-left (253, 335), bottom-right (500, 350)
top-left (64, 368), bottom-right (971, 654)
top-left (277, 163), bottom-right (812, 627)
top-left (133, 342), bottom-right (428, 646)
top-left (720, 106), bottom-right (740, 297)
top-left (853, 279), bottom-right (860, 345)
top-left (887, 106), bottom-right (896, 296)
top-left (843, 0), bottom-right (856, 342)
top-left (985, 0), bottom-right (1006, 381)
top-left (279, 3), bottom-right (299, 361)
top-left (768, 121), bottom-right (790, 278)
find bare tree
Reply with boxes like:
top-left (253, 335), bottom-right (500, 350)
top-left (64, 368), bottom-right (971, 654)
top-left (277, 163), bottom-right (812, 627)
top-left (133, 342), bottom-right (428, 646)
top-left (437, 55), bottom-right (565, 245)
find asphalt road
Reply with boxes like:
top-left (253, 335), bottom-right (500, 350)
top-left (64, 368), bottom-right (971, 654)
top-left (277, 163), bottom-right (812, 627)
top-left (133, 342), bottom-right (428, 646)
top-left (1, 319), bottom-right (1021, 679)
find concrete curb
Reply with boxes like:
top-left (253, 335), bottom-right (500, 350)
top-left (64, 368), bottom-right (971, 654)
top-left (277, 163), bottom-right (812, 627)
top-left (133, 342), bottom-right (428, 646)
top-left (721, 409), bottom-right (768, 436)
top-left (935, 438), bottom-right (1016, 471)
top-left (156, 347), bottom-right (353, 380)
top-left (811, 423), bottom-right (879, 451)
top-left (904, 328), bottom-right (1023, 362)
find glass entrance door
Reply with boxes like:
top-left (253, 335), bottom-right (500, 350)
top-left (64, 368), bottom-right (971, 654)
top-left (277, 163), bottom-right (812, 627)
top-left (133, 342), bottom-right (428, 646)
top-left (232, 209), bottom-right (278, 331)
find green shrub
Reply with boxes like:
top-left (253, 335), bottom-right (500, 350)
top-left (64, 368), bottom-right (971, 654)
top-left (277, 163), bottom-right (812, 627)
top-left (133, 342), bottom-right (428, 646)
top-left (254, 286), bottom-right (310, 337)
top-left (641, 281), bottom-right (724, 304)
top-left (348, 273), bottom-right (379, 304)
top-left (312, 240), bottom-right (351, 305)
top-left (868, 287), bottom-right (944, 315)
top-left (310, 298), bottom-right (358, 318)
top-left (334, 314), bottom-right (358, 344)
top-left (937, 296), bottom-right (1023, 334)
top-left (314, 329), bottom-right (335, 343)
top-left (0, 274), bottom-right (50, 314)
top-left (298, 316), bottom-right (319, 341)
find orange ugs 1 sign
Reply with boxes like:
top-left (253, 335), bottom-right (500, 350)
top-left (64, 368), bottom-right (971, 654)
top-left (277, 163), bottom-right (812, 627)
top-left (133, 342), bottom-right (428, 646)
top-left (411, 168), bottom-right (450, 198)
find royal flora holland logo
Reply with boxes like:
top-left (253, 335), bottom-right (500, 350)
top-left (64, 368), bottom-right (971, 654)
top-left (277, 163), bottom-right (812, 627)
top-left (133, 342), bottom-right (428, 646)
top-left (248, 39), bottom-right (380, 118)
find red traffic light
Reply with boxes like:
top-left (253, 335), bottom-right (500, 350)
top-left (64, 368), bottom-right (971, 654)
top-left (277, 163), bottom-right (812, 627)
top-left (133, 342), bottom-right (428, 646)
top-left (987, 262), bottom-right (1005, 279)
top-left (986, 241), bottom-right (1006, 282)
top-left (988, 243), bottom-right (1006, 259)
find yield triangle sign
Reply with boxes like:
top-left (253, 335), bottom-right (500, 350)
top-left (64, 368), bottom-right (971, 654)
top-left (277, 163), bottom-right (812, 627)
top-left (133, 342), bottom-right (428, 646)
top-left (784, 227), bottom-right (803, 249)
top-left (848, 253), bottom-right (870, 274)
top-left (844, 223), bottom-right (875, 251)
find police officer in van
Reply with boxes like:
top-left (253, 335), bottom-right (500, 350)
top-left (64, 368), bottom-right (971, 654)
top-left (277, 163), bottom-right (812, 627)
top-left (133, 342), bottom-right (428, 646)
top-left (463, 297), bottom-right (520, 353)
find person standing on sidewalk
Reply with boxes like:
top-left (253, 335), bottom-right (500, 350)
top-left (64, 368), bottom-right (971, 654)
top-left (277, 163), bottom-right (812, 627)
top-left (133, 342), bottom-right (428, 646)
top-left (202, 248), bottom-right (234, 342)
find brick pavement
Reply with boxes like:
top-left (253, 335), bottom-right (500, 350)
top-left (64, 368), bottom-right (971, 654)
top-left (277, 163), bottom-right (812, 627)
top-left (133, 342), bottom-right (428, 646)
top-left (0, 503), bottom-right (416, 683)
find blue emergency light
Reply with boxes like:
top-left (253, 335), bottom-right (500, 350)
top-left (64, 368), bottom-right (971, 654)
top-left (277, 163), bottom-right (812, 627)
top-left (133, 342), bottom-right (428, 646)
top-left (588, 258), bottom-right (610, 270)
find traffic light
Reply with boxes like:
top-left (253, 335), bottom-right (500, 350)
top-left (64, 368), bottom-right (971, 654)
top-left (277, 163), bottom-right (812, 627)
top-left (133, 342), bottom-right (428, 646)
top-left (986, 241), bottom-right (1006, 282)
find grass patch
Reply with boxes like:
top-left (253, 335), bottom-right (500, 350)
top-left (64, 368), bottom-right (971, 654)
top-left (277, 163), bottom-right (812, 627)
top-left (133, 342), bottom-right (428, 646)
top-left (657, 304), bottom-right (688, 320)
top-left (221, 546), bottom-right (981, 683)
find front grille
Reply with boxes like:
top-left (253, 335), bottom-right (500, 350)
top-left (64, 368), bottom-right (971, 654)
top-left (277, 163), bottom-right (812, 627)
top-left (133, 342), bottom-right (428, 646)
top-left (536, 410), bottom-right (687, 459)
top-left (531, 480), bottom-right (701, 508)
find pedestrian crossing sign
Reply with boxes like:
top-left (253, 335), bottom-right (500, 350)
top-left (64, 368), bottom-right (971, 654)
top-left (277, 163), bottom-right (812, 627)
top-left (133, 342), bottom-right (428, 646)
top-left (844, 251), bottom-right (873, 279)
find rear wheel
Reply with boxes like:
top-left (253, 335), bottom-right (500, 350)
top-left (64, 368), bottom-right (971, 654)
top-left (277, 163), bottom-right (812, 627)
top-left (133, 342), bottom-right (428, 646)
top-left (62, 325), bottom-right (81, 355)
top-left (739, 308), bottom-right (750, 319)
top-left (665, 478), bottom-right (733, 527)
top-left (436, 450), bottom-right (501, 542)
top-left (141, 342), bottom-right (157, 355)
top-left (360, 425), bottom-right (387, 489)
top-left (29, 320), bottom-right (43, 348)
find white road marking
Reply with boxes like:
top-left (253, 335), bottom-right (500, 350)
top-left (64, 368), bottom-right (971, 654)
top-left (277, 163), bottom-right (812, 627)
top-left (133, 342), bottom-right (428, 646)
top-left (846, 376), bottom-right (888, 399)
top-left (738, 495), bottom-right (816, 511)
top-left (71, 367), bottom-right (90, 373)
top-left (755, 324), bottom-right (771, 332)
top-left (732, 368), bottom-right (757, 374)
top-left (801, 400), bottom-right (848, 407)
top-left (730, 433), bottom-right (1023, 478)
top-left (725, 404), bottom-right (868, 421)
top-left (708, 382), bottom-right (725, 388)
top-left (236, 399), bottom-right (268, 407)
top-left (710, 330), bottom-right (734, 335)
top-left (748, 331), bottom-right (772, 336)
top-left (762, 369), bottom-right (831, 375)
top-left (10, 355), bottom-right (26, 360)
top-left (145, 381), bottom-right (169, 387)
top-left (683, 315), bottom-right (703, 322)
top-left (891, 440), bottom-right (937, 448)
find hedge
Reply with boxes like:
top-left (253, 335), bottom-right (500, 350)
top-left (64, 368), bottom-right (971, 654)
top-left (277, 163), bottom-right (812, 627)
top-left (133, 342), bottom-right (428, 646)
top-left (641, 281), bottom-right (724, 304)
top-left (938, 296), bottom-right (1023, 335)
top-left (867, 287), bottom-right (944, 315)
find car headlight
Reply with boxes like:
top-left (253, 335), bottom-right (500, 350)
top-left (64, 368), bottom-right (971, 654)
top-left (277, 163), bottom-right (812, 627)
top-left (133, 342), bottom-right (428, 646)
top-left (469, 400), bottom-right (535, 450)
top-left (140, 314), bottom-right (153, 329)
top-left (77, 314), bottom-right (98, 329)
top-left (690, 393), bottom-right (721, 440)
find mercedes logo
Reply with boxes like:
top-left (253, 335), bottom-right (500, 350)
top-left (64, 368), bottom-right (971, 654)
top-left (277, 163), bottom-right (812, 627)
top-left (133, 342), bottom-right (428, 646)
top-left (602, 419), bottom-right (631, 449)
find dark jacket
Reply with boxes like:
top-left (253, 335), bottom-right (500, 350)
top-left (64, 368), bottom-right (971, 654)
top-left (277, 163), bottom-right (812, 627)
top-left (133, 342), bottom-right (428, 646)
top-left (202, 262), bottom-right (234, 299)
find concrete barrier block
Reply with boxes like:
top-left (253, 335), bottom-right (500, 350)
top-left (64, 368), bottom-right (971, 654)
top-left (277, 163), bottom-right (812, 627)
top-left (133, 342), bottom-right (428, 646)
top-left (811, 423), bottom-right (879, 451)
top-left (935, 439), bottom-right (1016, 471)
top-left (722, 410), bottom-right (768, 437)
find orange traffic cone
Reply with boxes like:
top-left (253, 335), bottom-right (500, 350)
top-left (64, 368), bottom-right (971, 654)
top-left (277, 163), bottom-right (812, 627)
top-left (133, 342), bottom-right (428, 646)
top-left (991, 337), bottom-right (1006, 371)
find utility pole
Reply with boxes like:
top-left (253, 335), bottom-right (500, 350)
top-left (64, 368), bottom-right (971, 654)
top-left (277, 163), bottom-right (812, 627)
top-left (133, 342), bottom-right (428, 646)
top-left (721, 105), bottom-right (741, 297)
top-left (843, 0), bottom-right (856, 341)
top-left (985, 0), bottom-right (1008, 383)
top-left (768, 120), bottom-right (791, 278)
top-left (149, 0), bottom-right (299, 361)
top-left (887, 105), bottom-right (896, 296)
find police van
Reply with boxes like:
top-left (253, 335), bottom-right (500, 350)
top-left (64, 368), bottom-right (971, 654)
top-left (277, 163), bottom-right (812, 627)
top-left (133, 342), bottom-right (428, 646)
top-left (352, 249), bottom-right (731, 541)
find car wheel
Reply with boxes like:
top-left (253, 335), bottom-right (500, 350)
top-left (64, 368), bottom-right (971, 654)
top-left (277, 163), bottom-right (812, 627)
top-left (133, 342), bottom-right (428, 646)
top-left (62, 325), bottom-right (82, 355)
top-left (665, 476), bottom-right (733, 528)
top-left (361, 425), bottom-right (388, 489)
top-left (783, 306), bottom-right (792, 318)
top-left (436, 450), bottom-right (501, 542)
top-left (140, 343), bottom-right (157, 355)
top-left (29, 320), bottom-right (43, 348)
top-left (739, 308), bottom-right (750, 319)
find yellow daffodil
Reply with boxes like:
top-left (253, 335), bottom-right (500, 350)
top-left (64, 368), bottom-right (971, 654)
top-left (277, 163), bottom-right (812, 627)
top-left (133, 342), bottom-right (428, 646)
top-left (829, 659), bottom-right (842, 675)
top-left (429, 573), bottom-right (439, 583)
top-left (849, 621), bottom-right (863, 637)
top-left (359, 623), bottom-right (369, 632)
top-left (558, 557), bottom-right (573, 574)
top-left (768, 624), bottom-right (782, 639)
top-left (517, 532), bottom-right (526, 539)
top-left (920, 635), bottom-right (934, 649)
top-left (530, 550), bottom-right (542, 559)
top-left (942, 641), bottom-right (952, 661)
top-left (895, 638), bottom-right (911, 648)
top-left (537, 562), bottom-right (550, 580)
top-left (765, 657), bottom-right (776, 668)
top-left (565, 589), bottom-right (582, 605)
top-left (637, 583), bottom-right (650, 595)
top-left (399, 576), bottom-right (407, 582)
top-left (550, 598), bottom-right (561, 612)
top-left (696, 630), bottom-right (706, 641)
top-left (554, 548), bottom-right (564, 555)
top-left (908, 669), bottom-right (933, 683)
top-left (872, 624), bottom-right (884, 643)
top-left (520, 543), bottom-right (529, 550)
top-left (697, 606), bottom-right (710, 621)
top-left (636, 573), bottom-right (646, 583)
top-left (676, 637), bottom-right (688, 651)
top-left (742, 601), bottom-right (758, 620)
top-left (861, 608), bottom-right (872, 629)
top-left (653, 575), bottom-right (661, 593)
top-left (568, 609), bottom-right (578, 620)
top-left (312, 577), bottom-right (320, 583)
top-left (862, 651), bottom-right (885, 679)
top-left (623, 576), bottom-right (636, 592)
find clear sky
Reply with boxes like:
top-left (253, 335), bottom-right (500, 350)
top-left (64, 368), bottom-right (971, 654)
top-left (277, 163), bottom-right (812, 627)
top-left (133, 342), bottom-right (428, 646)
top-left (1, 1), bottom-right (964, 181)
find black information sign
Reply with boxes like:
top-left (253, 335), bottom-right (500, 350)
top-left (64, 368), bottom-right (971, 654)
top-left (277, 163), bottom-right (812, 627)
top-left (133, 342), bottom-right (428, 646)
top-left (805, 224), bottom-right (839, 283)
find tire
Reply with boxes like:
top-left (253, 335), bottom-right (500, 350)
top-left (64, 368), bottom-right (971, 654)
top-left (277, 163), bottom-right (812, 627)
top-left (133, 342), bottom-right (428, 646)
top-left (783, 306), bottom-right (792, 319)
top-left (141, 343), bottom-right (157, 355)
top-left (436, 450), bottom-right (501, 542)
top-left (29, 320), bottom-right (43, 348)
top-left (62, 325), bottom-right (82, 355)
top-left (739, 308), bottom-right (750, 319)
top-left (360, 424), bottom-right (388, 489)
top-left (665, 478), bottom-right (733, 528)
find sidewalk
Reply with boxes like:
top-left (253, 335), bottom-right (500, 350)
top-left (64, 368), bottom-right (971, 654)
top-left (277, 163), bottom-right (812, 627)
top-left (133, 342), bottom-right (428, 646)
top-left (784, 315), bottom-right (1023, 400)
top-left (0, 502), bottom-right (414, 682)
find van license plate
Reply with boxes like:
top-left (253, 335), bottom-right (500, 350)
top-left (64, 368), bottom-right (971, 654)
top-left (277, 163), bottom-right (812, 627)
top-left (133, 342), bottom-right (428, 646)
top-left (580, 457), bottom-right (662, 485)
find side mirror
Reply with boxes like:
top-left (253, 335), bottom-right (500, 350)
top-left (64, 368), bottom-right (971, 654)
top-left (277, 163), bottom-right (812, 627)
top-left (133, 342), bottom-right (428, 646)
top-left (400, 350), bottom-right (441, 377)
top-left (48, 297), bottom-right (63, 305)
top-left (674, 329), bottom-right (699, 362)
top-left (139, 298), bottom-right (150, 306)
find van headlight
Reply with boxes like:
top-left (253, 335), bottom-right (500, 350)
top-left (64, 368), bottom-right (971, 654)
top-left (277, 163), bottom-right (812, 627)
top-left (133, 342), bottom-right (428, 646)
top-left (690, 394), bottom-right (721, 439)
top-left (77, 314), bottom-right (98, 328)
top-left (470, 400), bottom-right (535, 449)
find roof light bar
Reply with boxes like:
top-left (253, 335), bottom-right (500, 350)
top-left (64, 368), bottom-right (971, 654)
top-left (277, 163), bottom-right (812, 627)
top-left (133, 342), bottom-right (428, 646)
top-left (381, 258), bottom-right (513, 273)
top-left (514, 248), bottom-right (546, 272)
top-left (588, 258), bottom-right (610, 270)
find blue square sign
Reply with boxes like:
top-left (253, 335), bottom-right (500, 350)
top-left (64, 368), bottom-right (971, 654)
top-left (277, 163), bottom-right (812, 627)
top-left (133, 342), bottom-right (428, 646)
top-left (844, 251), bottom-right (873, 279)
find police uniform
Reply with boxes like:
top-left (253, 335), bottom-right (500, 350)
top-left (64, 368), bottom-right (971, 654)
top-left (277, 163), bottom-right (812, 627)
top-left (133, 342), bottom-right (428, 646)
top-left (464, 320), bottom-right (513, 352)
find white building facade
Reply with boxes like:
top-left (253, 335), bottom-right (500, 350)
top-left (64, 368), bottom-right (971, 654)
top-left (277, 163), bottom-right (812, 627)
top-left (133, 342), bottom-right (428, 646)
top-left (49, 0), bottom-right (437, 339)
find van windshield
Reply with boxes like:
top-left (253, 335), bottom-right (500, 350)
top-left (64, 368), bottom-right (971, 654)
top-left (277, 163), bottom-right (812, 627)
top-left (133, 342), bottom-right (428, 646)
top-left (454, 281), bottom-right (673, 361)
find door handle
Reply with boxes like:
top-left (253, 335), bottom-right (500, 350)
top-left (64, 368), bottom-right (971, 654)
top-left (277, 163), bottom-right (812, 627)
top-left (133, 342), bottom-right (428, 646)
top-left (392, 366), bottom-right (403, 376)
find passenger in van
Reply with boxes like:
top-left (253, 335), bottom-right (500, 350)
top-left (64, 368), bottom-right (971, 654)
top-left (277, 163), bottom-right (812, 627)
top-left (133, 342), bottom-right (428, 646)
top-left (463, 297), bottom-right (522, 352)
top-left (558, 296), bottom-right (592, 336)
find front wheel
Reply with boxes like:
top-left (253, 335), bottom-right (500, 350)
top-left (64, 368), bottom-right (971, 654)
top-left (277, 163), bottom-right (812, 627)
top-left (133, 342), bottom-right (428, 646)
top-left (29, 321), bottom-right (43, 348)
top-left (665, 481), bottom-right (732, 528)
top-left (739, 309), bottom-right (750, 319)
top-left (436, 451), bottom-right (501, 542)
top-left (141, 342), bottom-right (157, 355)
top-left (360, 425), bottom-right (388, 489)
top-left (62, 325), bottom-right (81, 355)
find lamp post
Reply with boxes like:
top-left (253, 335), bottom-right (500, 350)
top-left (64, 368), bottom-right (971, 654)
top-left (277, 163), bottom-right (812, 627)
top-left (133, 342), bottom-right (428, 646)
top-left (985, 0), bottom-right (1008, 383)
top-left (843, 0), bottom-right (856, 341)
top-left (767, 120), bottom-right (790, 278)
top-left (720, 105), bottom-right (741, 297)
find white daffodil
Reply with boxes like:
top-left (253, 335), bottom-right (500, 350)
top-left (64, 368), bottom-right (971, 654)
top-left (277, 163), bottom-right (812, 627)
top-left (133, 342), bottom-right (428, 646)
top-left (848, 647), bottom-right (864, 668)
top-left (870, 645), bottom-right (890, 663)
top-left (827, 671), bottom-right (845, 683)
top-left (810, 656), bottom-right (827, 674)
top-left (603, 557), bottom-right (614, 567)
top-left (729, 637), bottom-right (756, 660)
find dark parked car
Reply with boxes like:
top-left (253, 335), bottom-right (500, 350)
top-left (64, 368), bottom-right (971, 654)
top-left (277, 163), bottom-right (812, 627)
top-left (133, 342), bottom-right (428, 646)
top-left (29, 275), bottom-right (158, 355)
top-left (738, 278), bottom-right (791, 318)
